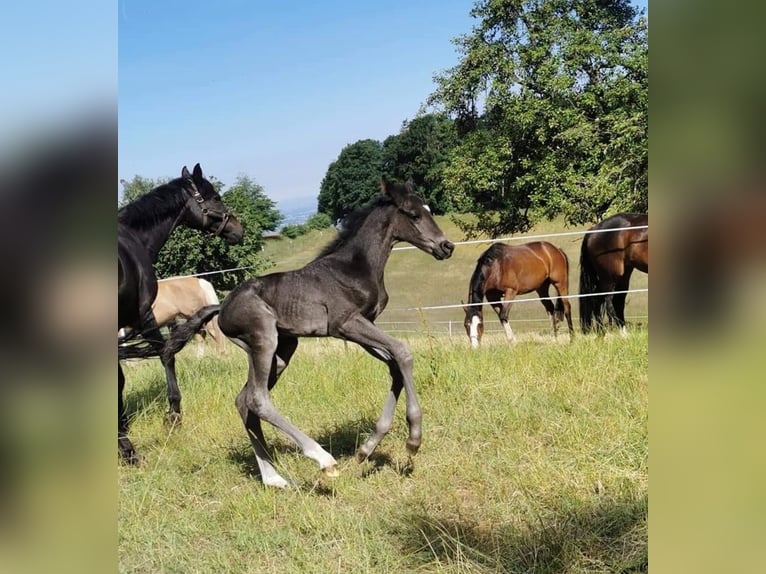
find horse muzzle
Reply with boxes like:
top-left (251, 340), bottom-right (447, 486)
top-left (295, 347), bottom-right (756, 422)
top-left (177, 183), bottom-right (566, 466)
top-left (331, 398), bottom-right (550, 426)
top-left (220, 218), bottom-right (244, 244)
top-left (432, 240), bottom-right (455, 260)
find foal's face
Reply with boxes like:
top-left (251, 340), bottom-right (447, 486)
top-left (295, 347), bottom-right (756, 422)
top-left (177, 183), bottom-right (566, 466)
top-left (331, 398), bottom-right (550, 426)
top-left (393, 194), bottom-right (455, 260)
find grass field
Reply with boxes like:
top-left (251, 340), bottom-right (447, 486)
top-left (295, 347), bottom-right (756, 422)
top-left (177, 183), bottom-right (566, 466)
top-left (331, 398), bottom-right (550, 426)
top-left (119, 331), bottom-right (647, 573)
top-left (119, 216), bottom-right (648, 572)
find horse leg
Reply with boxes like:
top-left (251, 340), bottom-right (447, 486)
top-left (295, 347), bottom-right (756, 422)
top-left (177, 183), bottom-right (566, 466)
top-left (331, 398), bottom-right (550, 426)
top-left (338, 316), bottom-right (421, 460)
top-left (194, 332), bottom-right (206, 358)
top-left (614, 271), bottom-right (634, 336)
top-left (537, 285), bottom-right (558, 338)
top-left (118, 364), bottom-right (138, 463)
top-left (355, 344), bottom-right (404, 462)
top-left (492, 290), bottom-right (516, 342)
top-left (207, 316), bottom-right (228, 354)
top-left (141, 316), bottom-right (183, 423)
top-left (234, 312), bottom-right (338, 484)
top-left (269, 335), bottom-right (298, 390)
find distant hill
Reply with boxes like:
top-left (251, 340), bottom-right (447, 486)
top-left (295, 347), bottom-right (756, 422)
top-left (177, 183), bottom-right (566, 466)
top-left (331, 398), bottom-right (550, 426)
top-left (276, 195), bottom-right (317, 229)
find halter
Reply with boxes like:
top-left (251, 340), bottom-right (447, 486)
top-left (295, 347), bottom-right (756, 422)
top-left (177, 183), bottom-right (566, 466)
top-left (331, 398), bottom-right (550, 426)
top-left (184, 180), bottom-right (232, 236)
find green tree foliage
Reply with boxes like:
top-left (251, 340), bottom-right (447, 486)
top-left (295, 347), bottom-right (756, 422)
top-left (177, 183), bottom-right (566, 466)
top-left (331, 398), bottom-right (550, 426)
top-left (317, 139), bottom-right (384, 222)
top-left (119, 174), bottom-right (282, 291)
top-left (381, 113), bottom-right (458, 214)
top-left (429, 0), bottom-right (648, 236)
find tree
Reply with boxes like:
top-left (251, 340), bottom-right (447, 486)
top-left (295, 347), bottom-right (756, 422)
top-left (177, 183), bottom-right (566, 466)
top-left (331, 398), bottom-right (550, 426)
top-left (381, 113), bottom-right (458, 214)
top-left (428, 0), bottom-right (648, 236)
top-left (119, 173), bottom-right (282, 291)
top-left (317, 139), bottom-right (384, 223)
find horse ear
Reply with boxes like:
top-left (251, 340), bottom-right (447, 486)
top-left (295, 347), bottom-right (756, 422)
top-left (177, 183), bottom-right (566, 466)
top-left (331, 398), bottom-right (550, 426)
top-left (404, 178), bottom-right (415, 193)
top-left (381, 178), bottom-right (407, 207)
top-left (192, 163), bottom-right (203, 181)
top-left (181, 166), bottom-right (192, 180)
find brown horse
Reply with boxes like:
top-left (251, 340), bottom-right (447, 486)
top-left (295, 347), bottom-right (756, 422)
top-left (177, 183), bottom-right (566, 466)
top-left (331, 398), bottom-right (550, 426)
top-left (579, 213), bottom-right (648, 334)
top-left (463, 241), bottom-right (574, 348)
top-left (153, 276), bottom-right (227, 355)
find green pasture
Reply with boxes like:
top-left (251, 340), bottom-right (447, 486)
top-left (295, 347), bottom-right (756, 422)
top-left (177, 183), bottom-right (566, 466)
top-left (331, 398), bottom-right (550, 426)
top-left (119, 331), bottom-right (647, 573)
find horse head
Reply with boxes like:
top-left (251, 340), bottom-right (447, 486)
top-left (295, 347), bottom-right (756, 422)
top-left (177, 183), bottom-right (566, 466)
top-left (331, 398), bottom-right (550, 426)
top-left (384, 179), bottom-right (454, 260)
top-left (462, 300), bottom-right (484, 349)
top-left (180, 163), bottom-right (244, 244)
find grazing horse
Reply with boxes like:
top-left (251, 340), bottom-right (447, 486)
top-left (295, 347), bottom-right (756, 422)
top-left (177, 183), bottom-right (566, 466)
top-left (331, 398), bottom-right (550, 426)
top-left (118, 163), bottom-right (243, 462)
top-left (217, 180), bottom-right (454, 488)
top-left (579, 213), bottom-right (648, 334)
top-left (463, 241), bottom-right (574, 348)
top-left (153, 276), bottom-right (227, 355)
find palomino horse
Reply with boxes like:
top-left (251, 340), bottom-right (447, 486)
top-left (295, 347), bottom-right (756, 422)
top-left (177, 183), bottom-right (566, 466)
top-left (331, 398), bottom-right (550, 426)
top-left (579, 213), bottom-right (648, 334)
top-left (463, 241), bottom-right (574, 348)
top-left (154, 276), bottom-right (227, 355)
top-left (216, 180), bottom-right (454, 487)
top-left (118, 163), bottom-right (243, 462)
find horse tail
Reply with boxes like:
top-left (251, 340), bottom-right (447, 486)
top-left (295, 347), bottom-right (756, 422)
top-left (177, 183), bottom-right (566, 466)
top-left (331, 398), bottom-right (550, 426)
top-left (160, 305), bottom-right (221, 359)
top-left (579, 234), bottom-right (601, 333)
top-left (118, 305), bottom-right (221, 361)
top-left (554, 251), bottom-right (569, 322)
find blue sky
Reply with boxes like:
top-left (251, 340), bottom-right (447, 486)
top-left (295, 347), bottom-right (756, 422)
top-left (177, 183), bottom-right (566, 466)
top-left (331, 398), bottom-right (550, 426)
top-left (119, 0), bottom-right (648, 206)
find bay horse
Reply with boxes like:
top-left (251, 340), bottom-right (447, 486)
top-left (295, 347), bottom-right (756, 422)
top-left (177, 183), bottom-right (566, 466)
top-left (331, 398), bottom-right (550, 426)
top-left (579, 213), bottom-right (648, 334)
top-left (154, 276), bottom-right (227, 355)
top-left (463, 241), bottom-right (574, 348)
top-left (118, 163), bottom-right (243, 462)
top-left (217, 180), bottom-right (454, 487)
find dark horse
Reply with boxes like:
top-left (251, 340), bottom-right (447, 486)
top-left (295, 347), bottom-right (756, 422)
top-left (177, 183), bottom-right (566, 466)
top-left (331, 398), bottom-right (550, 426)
top-left (463, 241), bottom-right (574, 348)
top-left (217, 180), bottom-right (454, 487)
top-left (579, 213), bottom-right (648, 334)
top-left (118, 163), bottom-right (243, 462)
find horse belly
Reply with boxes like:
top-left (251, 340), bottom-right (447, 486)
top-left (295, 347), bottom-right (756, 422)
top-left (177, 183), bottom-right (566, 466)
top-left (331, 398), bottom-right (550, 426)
top-left (275, 300), bottom-right (329, 336)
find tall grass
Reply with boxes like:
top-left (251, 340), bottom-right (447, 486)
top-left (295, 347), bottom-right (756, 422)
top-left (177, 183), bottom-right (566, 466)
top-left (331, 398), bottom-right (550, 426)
top-left (119, 331), bottom-right (647, 573)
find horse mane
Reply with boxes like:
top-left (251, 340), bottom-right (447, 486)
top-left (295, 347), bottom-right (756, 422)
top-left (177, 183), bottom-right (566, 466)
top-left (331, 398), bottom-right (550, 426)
top-left (467, 243), bottom-right (505, 307)
top-left (314, 196), bottom-right (395, 259)
top-left (118, 179), bottom-right (188, 230)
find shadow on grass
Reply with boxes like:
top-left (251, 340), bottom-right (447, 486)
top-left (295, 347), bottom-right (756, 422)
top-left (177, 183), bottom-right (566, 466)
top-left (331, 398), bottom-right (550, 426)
top-left (394, 495), bottom-right (647, 573)
top-left (123, 374), bottom-right (167, 421)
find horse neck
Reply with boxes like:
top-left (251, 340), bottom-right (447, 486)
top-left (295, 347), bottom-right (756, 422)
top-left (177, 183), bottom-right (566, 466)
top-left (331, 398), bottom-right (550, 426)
top-left (119, 193), bottom-right (189, 260)
top-left (334, 207), bottom-right (396, 279)
top-left (467, 261), bottom-right (487, 320)
top-left (132, 215), bottom-right (181, 261)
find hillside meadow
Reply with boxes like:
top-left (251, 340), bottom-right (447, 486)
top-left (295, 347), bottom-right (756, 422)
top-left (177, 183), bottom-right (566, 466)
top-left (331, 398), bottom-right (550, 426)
top-left (119, 215), bottom-right (648, 573)
top-left (260, 215), bottom-right (648, 338)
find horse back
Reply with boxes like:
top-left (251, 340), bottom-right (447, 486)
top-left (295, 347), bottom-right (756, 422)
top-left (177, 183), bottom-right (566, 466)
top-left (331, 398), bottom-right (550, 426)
top-left (585, 213), bottom-right (648, 276)
top-left (485, 242), bottom-right (564, 293)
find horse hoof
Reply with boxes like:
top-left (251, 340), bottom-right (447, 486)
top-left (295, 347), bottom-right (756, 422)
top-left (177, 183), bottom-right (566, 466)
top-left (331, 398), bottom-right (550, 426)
top-left (118, 437), bottom-right (141, 465)
top-left (355, 449), bottom-right (370, 463)
top-left (405, 440), bottom-right (420, 455)
top-left (164, 412), bottom-right (182, 426)
top-left (119, 446), bottom-right (141, 465)
top-left (322, 464), bottom-right (340, 478)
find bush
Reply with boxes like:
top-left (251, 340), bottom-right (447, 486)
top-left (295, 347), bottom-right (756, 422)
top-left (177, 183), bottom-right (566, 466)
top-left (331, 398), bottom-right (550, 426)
top-left (281, 224), bottom-right (307, 239)
top-left (306, 212), bottom-right (332, 230)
